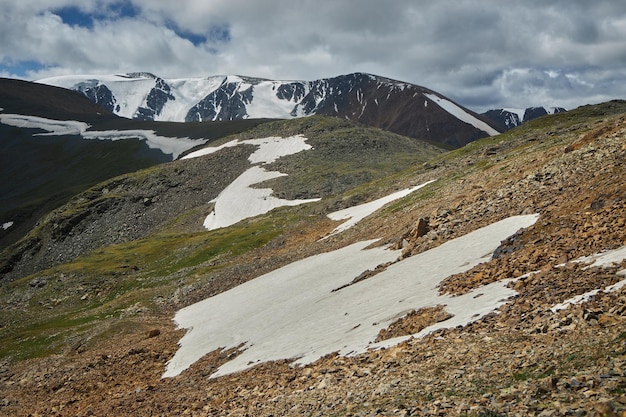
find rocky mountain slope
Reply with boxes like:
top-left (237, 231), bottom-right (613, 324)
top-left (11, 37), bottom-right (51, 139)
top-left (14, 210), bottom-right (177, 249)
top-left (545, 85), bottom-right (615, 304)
top-left (1, 100), bottom-right (625, 416)
top-left (38, 72), bottom-right (502, 148)
top-left (0, 115), bottom-right (443, 280)
top-left (482, 106), bottom-right (567, 130)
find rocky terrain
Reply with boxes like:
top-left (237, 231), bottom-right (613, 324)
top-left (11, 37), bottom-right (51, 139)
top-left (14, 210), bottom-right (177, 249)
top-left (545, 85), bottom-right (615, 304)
top-left (1, 101), bottom-right (626, 416)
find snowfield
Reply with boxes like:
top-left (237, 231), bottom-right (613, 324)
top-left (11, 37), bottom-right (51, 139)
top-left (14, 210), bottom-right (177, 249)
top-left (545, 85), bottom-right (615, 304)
top-left (37, 73), bottom-right (306, 121)
top-left (163, 214), bottom-right (539, 378)
top-left (0, 113), bottom-right (89, 135)
top-left (37, 74), bottom-right (158, 119)
top-left (0, 113), bottom-right (204, 159)
top-left (184, 135), bottom-right (321, 230)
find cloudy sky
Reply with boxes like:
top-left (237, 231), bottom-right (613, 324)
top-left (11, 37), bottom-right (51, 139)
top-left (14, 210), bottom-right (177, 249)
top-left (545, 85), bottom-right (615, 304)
top-left (1, 0), bottom-right (625, 112)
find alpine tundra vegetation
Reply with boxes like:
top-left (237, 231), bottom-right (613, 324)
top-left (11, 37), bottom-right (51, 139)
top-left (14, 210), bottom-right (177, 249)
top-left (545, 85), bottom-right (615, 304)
top-left (0, 77), bottom-right (625, 416)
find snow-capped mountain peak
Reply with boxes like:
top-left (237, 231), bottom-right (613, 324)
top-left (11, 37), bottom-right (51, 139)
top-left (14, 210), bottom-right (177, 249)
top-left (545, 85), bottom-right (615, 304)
top-left (38, 72), bottom-right (503, 148)
top-left (482, 106), bottom-right (567, 130)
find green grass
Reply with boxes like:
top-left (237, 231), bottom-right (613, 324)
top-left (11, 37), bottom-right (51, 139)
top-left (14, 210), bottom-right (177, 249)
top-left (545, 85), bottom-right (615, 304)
top-left (0, 216), bottom-right (287, 361)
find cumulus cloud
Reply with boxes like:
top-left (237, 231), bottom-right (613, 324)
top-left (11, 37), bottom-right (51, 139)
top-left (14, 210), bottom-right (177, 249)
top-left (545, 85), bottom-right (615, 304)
top-left (1, 0), bottom-right (625, 111)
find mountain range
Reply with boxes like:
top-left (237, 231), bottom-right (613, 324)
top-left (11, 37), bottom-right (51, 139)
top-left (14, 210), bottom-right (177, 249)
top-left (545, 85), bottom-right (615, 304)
top-left (1, 73), bottom-right (624, 416)
top-left (37, 72), bottom-right (502, 149)
top-left (482, 106), bottom-right (567, 130)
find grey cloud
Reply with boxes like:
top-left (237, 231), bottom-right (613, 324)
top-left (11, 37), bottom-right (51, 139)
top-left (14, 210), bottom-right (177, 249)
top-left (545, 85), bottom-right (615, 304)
top-left (1, 0), bottom-right (626, 111)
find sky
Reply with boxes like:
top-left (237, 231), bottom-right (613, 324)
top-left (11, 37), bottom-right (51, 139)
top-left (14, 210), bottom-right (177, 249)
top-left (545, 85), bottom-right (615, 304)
top-left (1, 0), bottom-right (626, 112)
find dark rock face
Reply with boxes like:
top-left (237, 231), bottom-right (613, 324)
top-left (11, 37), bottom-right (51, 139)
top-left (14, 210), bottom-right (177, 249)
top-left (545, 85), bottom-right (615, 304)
top-left (285, 73), bottom-right (498, 148)
top-left (276, 82), bottom-right (307, 103)
top-left (135, 77), bottom-right (175, 121)
top-left (482, 107), bottom-right (568, 130)
top-left (76, 83), bottom-right (118, 113)
top-left (482, 109), bottom-right (522, 130)
top-left (186, 80), bottom-right (254, 122)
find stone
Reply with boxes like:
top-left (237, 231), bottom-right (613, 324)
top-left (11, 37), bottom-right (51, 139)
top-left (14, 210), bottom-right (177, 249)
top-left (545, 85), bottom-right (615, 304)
top-left (415, 218), bottom-right (430, 237)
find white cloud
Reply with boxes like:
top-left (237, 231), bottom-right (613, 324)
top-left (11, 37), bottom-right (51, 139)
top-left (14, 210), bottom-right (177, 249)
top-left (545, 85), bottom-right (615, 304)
top-left (1, 0), bottom-right (626, 111)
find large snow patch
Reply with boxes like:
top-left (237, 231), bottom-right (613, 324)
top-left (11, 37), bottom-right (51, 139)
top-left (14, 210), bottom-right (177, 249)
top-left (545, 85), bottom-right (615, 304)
top-left (0, 113), bottom-right (203, 159)
top-left (190, 135), bottom-right (321, 230)
top-left (163, 214), bottom-right (539, 378)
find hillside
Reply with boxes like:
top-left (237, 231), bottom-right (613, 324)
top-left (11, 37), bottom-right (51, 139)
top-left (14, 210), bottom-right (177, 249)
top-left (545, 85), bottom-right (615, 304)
top-left (0, 78), bottom-right (275, 251)
top-left (0, 115), bottom-right (443, 280)
top-left (1, 101), bottom-right (625, 416)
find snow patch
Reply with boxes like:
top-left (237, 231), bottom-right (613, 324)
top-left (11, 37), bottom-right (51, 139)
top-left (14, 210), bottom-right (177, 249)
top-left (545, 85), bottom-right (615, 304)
top-left (183, 135), bottom-right (312, 163)
top-left (570, 246), bottom-right (626, 270)
top-left (193, 135), bottom-right (320, 230)
top-left (322, 180), bottom-right (436, 239)
top-left (181, 139), bottom-right (240, 159)
top-left (0, 113), bottom-right (204, 159)
top-left (0, 114), bottom-right (89, 135)
top-left (2, 222), bottom-right (13, 230)
top-left (82, 130), bottom-right (204, 159)
top-left (550, 245), bottom-right (626, 312)
top-left (243, 135), bottom-right (313, 164)
top-left (203, 166), bottom-right (319, 230)
top-left (163, 214), bottom-right (539, 378)
top-left (425, 93), bottom-right (500, 136)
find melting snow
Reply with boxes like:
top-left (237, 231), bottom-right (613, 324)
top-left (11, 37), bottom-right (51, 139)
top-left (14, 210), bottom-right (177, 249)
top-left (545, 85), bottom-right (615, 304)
top-left (0, 113), bottom-right (204, 159)
top-left (203, 166), bottom-right (319, 230)
top-left (242, 136), bottom-right (313, 164)
top-left (191, 135), bottom-right (320, 230)
top-left (163, 214), bottom-right (539, 378)
top-left (0, 114), bottom-right (89, 135)
top-left (322, 180), bottom-right (436, 239)
top-left (550, 245), bottom-right (626, 312)
top-left (82, 130), bottom-right (203, 160)
top-left (425, 93), bottom-right (500, 136)
top-left (570, 246), bottom-right (626, 270)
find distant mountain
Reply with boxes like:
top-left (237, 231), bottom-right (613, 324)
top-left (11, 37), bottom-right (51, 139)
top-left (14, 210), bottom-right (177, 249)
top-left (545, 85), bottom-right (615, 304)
top-left (482, 106), bottom-right (567, 130)
top-left (38, 72), bottom-right (502, 148)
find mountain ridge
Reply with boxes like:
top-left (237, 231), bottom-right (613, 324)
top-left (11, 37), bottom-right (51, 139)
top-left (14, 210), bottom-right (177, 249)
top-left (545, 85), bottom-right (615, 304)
top-left (482, 106), bottom-right (567, 130)
top-left (38, 72), bottom-right (503, 148)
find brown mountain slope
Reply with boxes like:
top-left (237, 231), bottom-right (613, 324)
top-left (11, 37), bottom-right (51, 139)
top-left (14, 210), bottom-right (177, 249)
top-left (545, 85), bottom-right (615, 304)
top-left (1, 102), bottom-right (625, 416)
